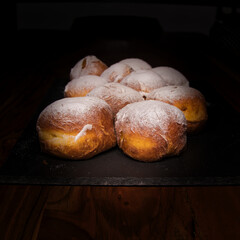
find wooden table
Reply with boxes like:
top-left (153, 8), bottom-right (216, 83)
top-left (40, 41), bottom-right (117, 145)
top-left (0, 30), bottom-right (240, 240)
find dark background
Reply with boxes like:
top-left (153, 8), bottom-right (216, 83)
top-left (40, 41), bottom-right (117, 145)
top-left (0, 4), bottom-right (240, 239)
top-left (1, 1), bottom-right (240, 186)
top-left (1, 1), bottom-right (240, 73)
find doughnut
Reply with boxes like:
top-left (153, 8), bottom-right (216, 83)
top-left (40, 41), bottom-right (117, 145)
top-left (120, 69), bottom-right (167, 97)
top-left (100, 62), bottom-right (133, 83)
top-left (87, 82), bottom-right (144, 116)
top-left (36, 97), bottom-right (116, 160)
top-left (64, 75), bottom-right (108, 97)
top-left (70, 55), bottom-right (108, 80)
top-left (152, 66), bottom-right (189, 86)
top-left (115, 100), bottom-right (187, 162)
top-left (119, 58), bottom-right (152, 71)
top-left (147, 86), bottom-right (208, 133)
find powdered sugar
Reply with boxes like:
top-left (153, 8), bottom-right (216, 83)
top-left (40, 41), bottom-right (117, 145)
top-left (87, 82), bottom-right (143, 102)
top-left (74, 124), bottom-right (92, 141)
top-left (147, 86), bottom-right (204, 103)
top-left (119, 58), bottom-right (152, 71)
top-left (152, 66), bottom-right (189, 86)
top-left (115, 100), bottom-right (187, 134)
top-left (70, 55), bottom-right (107, 79)
top-left (38, 97), bottom-right (112, 126)
top-left (120, 69), bottom-right (167, 93)
top-left (100, 62), bottom-right (133, 83)
top-left (64, 75), bottom-right (108, 94)
top-left (87, 82), bottom-right (144, 115)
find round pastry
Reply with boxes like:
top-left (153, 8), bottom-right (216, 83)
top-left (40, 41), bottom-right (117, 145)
top-left (64, 75), bottom-right (108, 97)
top-left (147, 86), bottom-right (208, 133)
top-left (152, 66), bottom-right (189, 86)
top-left (70, 55), bottom-right (108, 80)
top-left (100, 62), bottom-right (133, 83)
top-left (87, 82), bottom-right (144, 116)
top-left (119, 58), bottom-right (152, 71)
top-left (120, 69), bottom-right (167, 97)
top-left (36, 97), bottom-right (116, 160)
top-left (115, 100), bottom-right (187, 162)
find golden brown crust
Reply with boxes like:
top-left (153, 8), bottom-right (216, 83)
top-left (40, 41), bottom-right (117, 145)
top-left (91, 61), bottom-right (108, 76)
top-left (64, 75), bottom-right (108, 97)
top-left (115, 100), bottom-right (187, 162)
top-left (108, 67), bottom-right (132, 83)
top-left (100, 62), bottom-right (134, 83)
top-left (36, 97), bottom-right (116, 160)
top-left (147, 86), bottom-right (208, 133)
top-left (37, 106), bottom-right (113, 134)
top-left (70, 55), bottom-right (108, 80)
top-left (116, 121), bottom-right (187, 162)
top-left (37, 126), bottom-right (116, 160)
top-left (64, 88), bottom-right (91, 97)
top-left (157, 97), bottom-right (208, 133)
top-left (116, 126), bottom-right (168, 162)
top-left (174, 97), bottom-right (208, 133)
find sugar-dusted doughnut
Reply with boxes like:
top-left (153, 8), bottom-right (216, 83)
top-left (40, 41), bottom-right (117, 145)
top-left (87, 82), bottom-right (144, 116)
top-left (147, 86), bottom-right (208, 133)
top-left (64, 75), bottom-right (108, 97)
top-left (100, 62), bottom-right (133, 83)
top-left (120, 69), bottom-right (167, 97)
top-left (115, 100), bottom-right (187, 162)
top-left (152, 66), bottom-right (189, 86)
top-left (70, 55), bottom-right (108, 80)
top-left (36, 97), bottom-right (116, 160)
top-left (119, 58), bottom-right (152, 71)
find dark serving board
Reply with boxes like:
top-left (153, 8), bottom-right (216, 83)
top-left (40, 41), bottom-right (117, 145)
top-left (0, 75), bottom-right (240, 186)
top-left (1, 33), bottom-right (240, 186)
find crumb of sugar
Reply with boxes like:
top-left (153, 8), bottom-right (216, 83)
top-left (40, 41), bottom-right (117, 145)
top-left (74, 124), bottom-right (93, 141)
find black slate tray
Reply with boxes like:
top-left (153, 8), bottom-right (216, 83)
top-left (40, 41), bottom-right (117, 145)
top-left (0, 74), bottom-right (240, 186)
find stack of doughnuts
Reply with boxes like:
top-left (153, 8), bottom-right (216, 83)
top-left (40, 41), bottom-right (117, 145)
top-left (36, 55), bottom-right (208, 162)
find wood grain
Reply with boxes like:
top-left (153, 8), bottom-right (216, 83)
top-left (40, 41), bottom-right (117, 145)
top-left (0, 186), bottom-right (240, 240)
top-left (0, 185), bottom-right (49, 240)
